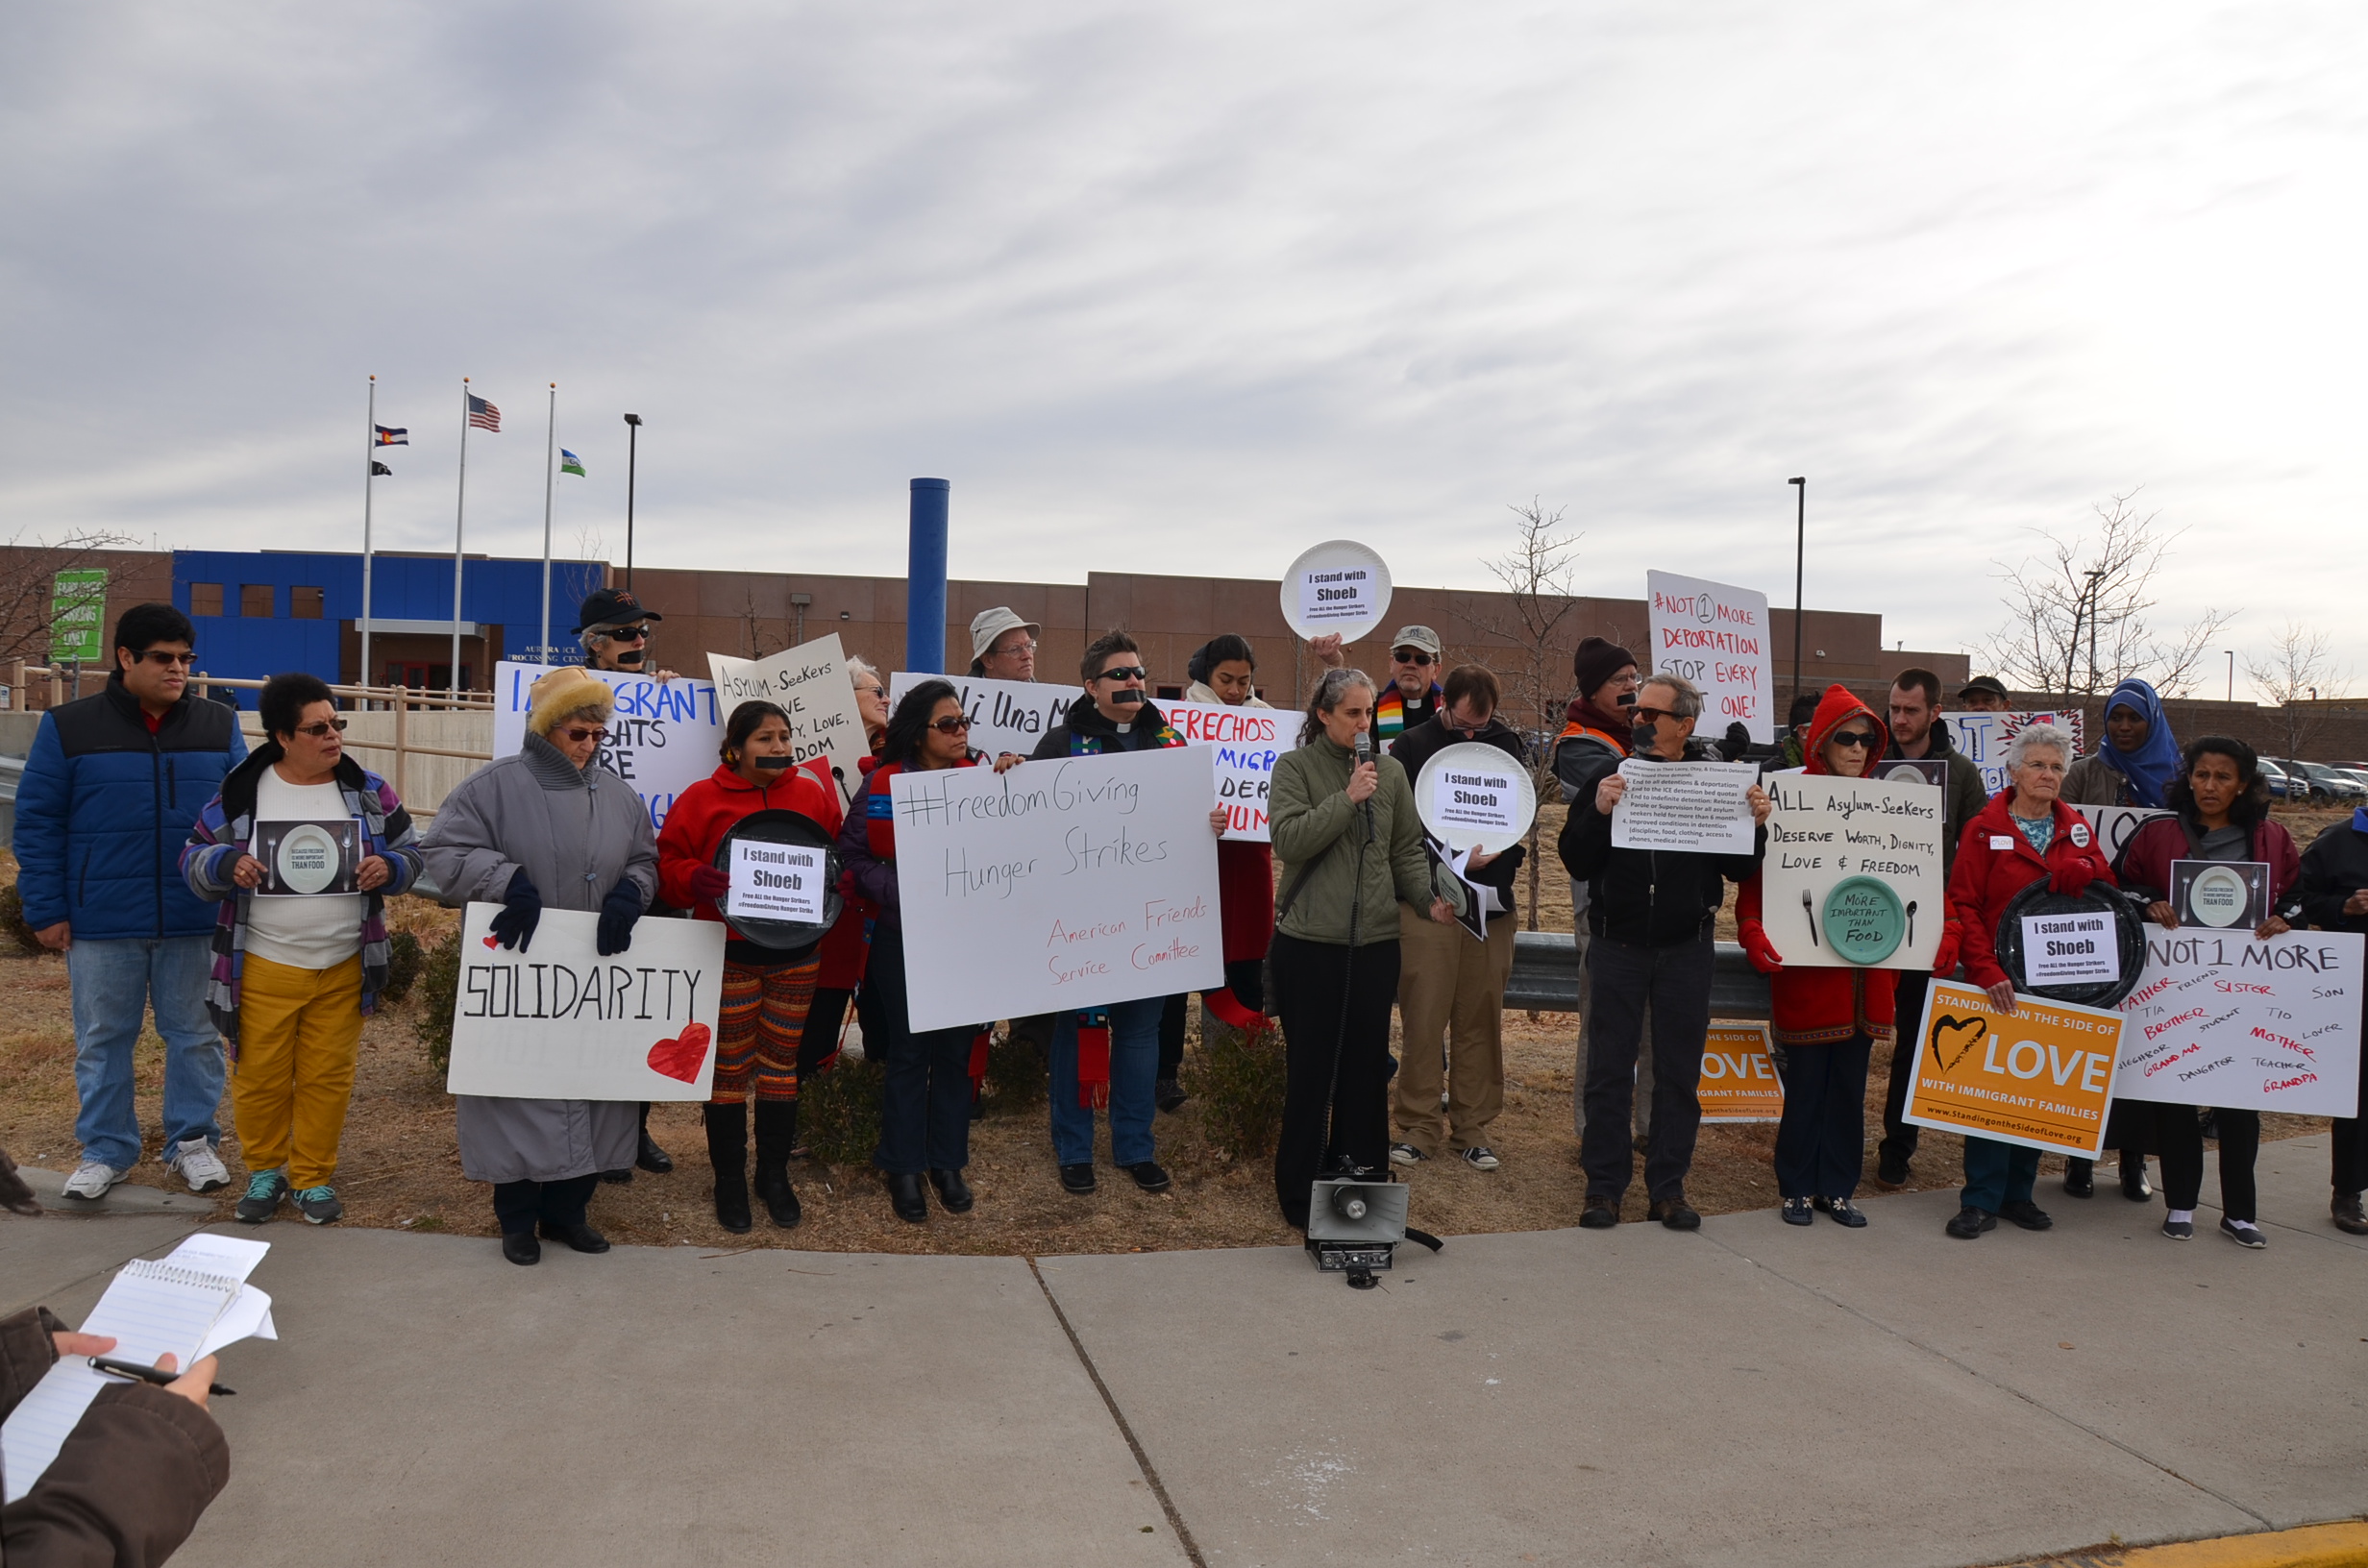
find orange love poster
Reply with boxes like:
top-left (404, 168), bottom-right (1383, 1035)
top-left (1697, 1024), bottom-right (1784, 1122)
top-left (1902, 979), bottom-right (2123, 1157)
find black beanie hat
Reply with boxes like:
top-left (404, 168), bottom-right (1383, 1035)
top-left (1571, 636), bottom-right (1636, 698)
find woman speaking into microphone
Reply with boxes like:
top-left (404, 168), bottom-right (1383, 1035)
top-left (1267, 669), bottom-right (1455, 1230)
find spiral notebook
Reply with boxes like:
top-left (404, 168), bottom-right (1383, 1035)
top-left (2, 1237), bottom-right (269, 1503)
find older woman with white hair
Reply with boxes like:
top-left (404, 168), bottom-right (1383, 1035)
top-left (422, 667), bottom-right (659, 1265)
top-left (1937, 721), bottom-right (2118, 1241)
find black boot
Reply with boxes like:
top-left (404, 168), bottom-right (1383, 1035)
top-left (751, 1099), bottom-right (803, 1230)
top-left (703, 1102), bottom-right (752, 1234)
top-left (636, 1102), bottom-right (675, 1174)
top-left (885, 1171), bottom-right (928, 1223)
top-left (2063, 1157), bottom-right (2094, 1198)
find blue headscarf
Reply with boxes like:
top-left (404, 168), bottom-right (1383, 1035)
top-left (2099, 676), bottom-right (2180, 809)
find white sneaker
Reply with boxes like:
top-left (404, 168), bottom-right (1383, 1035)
top-left (165, 1139), bottom-right (231, 1193)
top-left (62, 1161), bottom-right (127, 1200)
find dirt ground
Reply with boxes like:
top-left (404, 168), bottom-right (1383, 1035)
top-left (0, 802), bottom-right (2345, 1258)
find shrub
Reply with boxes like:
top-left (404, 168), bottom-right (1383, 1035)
top-left (379, 929), bottom-right (424, 1004)
top-left (986, 1023), bottom-right (1048, 1111)
top-left (411, 930), bottom-right (462, 1070)
top-left (1182, 1014), bottom-right (1290, 1161)
top-left (0, 883), bottom-right (39, 956)
top-left (800, 1051), bottom-right (884, 1166)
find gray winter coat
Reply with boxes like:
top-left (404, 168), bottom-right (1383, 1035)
top-left (421, 734), bottom-right (660, 1184)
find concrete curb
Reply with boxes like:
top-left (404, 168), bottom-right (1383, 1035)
top-left (1998, 1519), bottom-right (2368, 1567)
top-left (14, 1164), bottom-right (219, 1215)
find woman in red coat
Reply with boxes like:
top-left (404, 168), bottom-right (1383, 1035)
top-left (655, 700), bottom-right (843, 1234)
top-left (1741, 686), bottom-right (1960, 1227)
top-left (2114, 735), bottom-right (2302, 1246)
top-left (1940, 722), bottom-right (2118, 1239)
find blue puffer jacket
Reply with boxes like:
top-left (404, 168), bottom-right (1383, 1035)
top-left (12, 676), bottom-right (248, 941)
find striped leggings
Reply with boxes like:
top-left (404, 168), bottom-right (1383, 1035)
top-left (713, 956), bottom-right (821, 1102)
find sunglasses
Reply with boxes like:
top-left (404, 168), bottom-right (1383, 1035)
top-left (854, 684), bottom-right (885, 698)
top-left (603, 625), bottom-right (652, 642)
top-left (1829, 730), bottom-right (1880, 750)
top-left (1392, 649), bottom-right (1435, 666)
top-left (1632, 707), bottom-right (1677, 725)
top-left (137, 650), bottom-right (197, 668)
top-left (928, 715), bottom-right (974, 734)
top-left (293, 719), bottom-right (350, 738)
top-left (1096, 666), bottom-right (1147, 682)
top-left (560, 725), bottom-right (610, 744)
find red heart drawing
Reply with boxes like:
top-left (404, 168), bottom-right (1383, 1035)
top-left (647, 1023), bottom-right (712, 1083)
top-left (481, 935), bottom-right (500, 948)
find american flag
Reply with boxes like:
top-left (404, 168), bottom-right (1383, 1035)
top-left (467, 394), bottom-right (501, 432)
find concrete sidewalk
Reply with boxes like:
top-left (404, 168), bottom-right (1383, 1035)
top-left (3, 1138), bottom-right (2360, 1567)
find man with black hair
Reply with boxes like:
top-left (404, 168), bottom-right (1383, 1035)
top-left (12, 602), bottom-right (246, 1200)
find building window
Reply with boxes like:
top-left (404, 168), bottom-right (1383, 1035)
top-left (291, 586), bottom-right (324, 620)
top-left (240, 585), bottom-right (274, 619)
top-left (189, 583), bottom-right (224, 617)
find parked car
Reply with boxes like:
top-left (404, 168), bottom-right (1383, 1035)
top-left (2334, 768), bottom-right (2368, 795)
top-left (2257, 758), bottom-right (2298, 800)
top-left (2293, 761), bottom-right (2368, 802)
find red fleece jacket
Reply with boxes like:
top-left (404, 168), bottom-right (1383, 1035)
top-left (656, 760), bottom-right (842, 944)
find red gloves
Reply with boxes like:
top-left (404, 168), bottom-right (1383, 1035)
top-left (689, 865), bottom-right (731, 902)
top-left (1739, 921), bottom-right (1784, 974)
top-left (1930, 924), bottom-right (1961, 978)
top-left (2048, 861), bottom-right (2098, 898)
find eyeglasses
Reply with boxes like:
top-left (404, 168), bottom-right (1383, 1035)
top-left (928, 715), bottom-right (974, 734)
top-left (294, 719), bottom-right (350, 738)
top-left (1392, 649), bottom-right (1435, 666)
top-left (1096, 666), bottom-right (1147, 683)
top-left (1632, 707), bottom-right (1678, 725)
top-left (560, 725), bottom-right (610, 744)
top-left (137, 650), bottom-right (197, 668)
top-left (1829, 730), bottom-right (1880, 750)
top-left (853, 684), bottom-right (885, 698)
top-left (603, 625), bottom-right (652, 642)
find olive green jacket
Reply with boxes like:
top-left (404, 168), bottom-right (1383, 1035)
top-left (1270, 735), bottom-right (1444, 945)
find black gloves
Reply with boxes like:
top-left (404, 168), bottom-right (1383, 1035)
top-left (597, 878), bottom-right (645, 957)
top-left (489, 869), bottom-right (542, 952)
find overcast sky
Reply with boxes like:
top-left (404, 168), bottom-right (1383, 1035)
top-left (3, 3), bottom-right (2359, 696)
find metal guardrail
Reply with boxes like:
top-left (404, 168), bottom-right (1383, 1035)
top-left (1505, 931), bottom-right (1772, 1020)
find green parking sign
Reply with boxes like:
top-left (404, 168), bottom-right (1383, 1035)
top-left (50, 569), bottom-right (108, 664)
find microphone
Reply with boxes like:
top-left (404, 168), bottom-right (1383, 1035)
top-left (1352, 730), bottom-right (1375, 840)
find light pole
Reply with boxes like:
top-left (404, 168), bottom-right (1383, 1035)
top-left (623, 413), bottom-right (643, 590)
top-left (2224, 649), bottom-right (2234, 702)
top-left (1787, 477), bottom-right (1805, 708)
top-left (2083, 568), bottom-right (2105, 696)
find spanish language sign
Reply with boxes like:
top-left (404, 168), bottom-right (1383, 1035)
top-left (1163, 698), bottom-right (1283, 842)
top-left (2112, 929), bottom-right (2361, 1115)
top-left (888, 672), bottom-right (1073, 763)
top-left (1280, 539), bottom-right (1393, 643)
top-left (1645, 570), bottom-right (1772, 743)
top-left (1903, 979), bottom-right (2124, 1157)
top-left (494, 661), bottom-right (721, 830)
top-left (445, 903), bottom-right (727, 1101)
top-left (1610, 758), bottom-right (1760, 855)
top-left (727, 839), bottom-right (825, 925)
top-left (890, 747), bottom-right (1225, 1031)
top-left (1761, 773), bottom-right (1944, 969)
top-left (1697, 1024), bottom-right (1785, 1122)
top-left (706, 633), bottom-right (869, 805)
top-left (1942, 710), bottom-right (2088, 796)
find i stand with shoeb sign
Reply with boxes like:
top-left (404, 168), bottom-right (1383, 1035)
top-left (1413, 741), bottom-right (1534, 942)
top-left (1279, 540), bottom-right (1393, 646)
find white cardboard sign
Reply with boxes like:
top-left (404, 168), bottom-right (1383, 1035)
top-left (1610, 758), bottom-right (1760, 855)
top-left (1646, 570), bottom-right (1773, 743)
top-left (2113, 929), bottom-right (2362, 1115)
top-left (2021, 911), bottom-right (2121, 986)
top-left (727, 839), bottom-right (825, 924)
top-left (494, 661), bottom-right (721, 831)
top-left (2068, 803), bottom-right (2171, 863)
top-left (889, 672), bottom-right (1072, 763)
top-left (1280, 539), bottom-right (1393, 643)
top-left (1761, 772), bottom-right (1945, 968)
top-left (445, 903), bottom-right (726, 1101)
top-left (706, 634), bottom-right (870, 805)
top-left (890, 747), bottom-right (1224, 1032)
top-left (1163, 699), bottom-right (1284, 842)
top-left (1942, 710), bottom-right (2088, 796)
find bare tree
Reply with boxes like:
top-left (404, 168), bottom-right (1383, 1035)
top-left (2244, 622), bottom-right (2350, 760)
top-left (0, 529), bottom-right (139, 667)
top-left (1466, 499), bottom-right (1583, 931)
top-left (1982, 490), bottom-right (2235, 699)
top-left (738, 583), bottom-right (788, 659)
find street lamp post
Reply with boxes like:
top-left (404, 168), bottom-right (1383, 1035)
top-left (623, 413), bottom-right (643, 590)
top-left (2224, 649), bottom-right (2234, 702)
top-left (1787, 478), bottom-right (1805, 708)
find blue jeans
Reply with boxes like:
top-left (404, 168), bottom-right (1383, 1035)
top-left (1049, 995), bottom-right (1162, 1167)
top-left (67, 936), bottom-right (224, 1170)
top-left (1961, 1136), bottom-right (2040, 1213)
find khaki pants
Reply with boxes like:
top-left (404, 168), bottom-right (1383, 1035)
top-left (1393, 903), bottom-right (1516, 1154)
top-left (232, 953), bottom-right (364, 1189)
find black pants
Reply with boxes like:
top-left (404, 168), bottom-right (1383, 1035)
top-left (491, 1173), bottom-right (600, 1237)
top-left (1775, 1033), bottom-right (1873, 1200)
top-left (864, 925), bottom-right (974, 1175)
top-left (2333, 993), bottom-right (2368, 1195)
top-left (1270, 932), bottom-right (1398, 1228)
top-left (1156, 959), bottom-right (1268, 1080)
top-left (802, 987), bottom-right (852, 1079)
top-left (2155, 1103), bottom-right (2259, 1220)
top-left (1580, 932), bottom-right (1714, 1203)
top-left (1878, 968), bottom-right (1931, 1168)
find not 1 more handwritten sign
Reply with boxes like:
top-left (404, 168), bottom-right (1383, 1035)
top-left (1760, 772), bottom-right (1944, 969)
top-left (706, 633), bottom-right (870, 805)
top-left (1697, 1024), bottom-right (1784, 1122)
top-left (1942, 710), bottom-right (2087, 796)
top-left (889, 747), bottom-right (1224, 1032)
top-left (445, 903), bottom-right (727, 1101)
top-left (494, 661), bottom-right (721, 830)
top-left (1645, 570), bottom-right (1772, 744)
top-left (1903, 978), bottom-right (2124, 1158)
top-left (889, 673), bottom-right (1073, 764)
top-left (1163, 699), bottom-right (1282, 843)
top-left (1609, 758), bottom-right (1760, 856)
top-left (2112, 929), bottom-right (2361, 1115)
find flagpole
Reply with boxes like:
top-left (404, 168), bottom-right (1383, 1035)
top-left (451, 377), bottom-right (470, 700)
top-left (361, 375), bottom-right (377, 701)
top-left (541, 382), bottom-right (555, 668)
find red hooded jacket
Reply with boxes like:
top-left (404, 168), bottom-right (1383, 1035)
top-left (1946, 786), bottom-right (2119, 991)
top-left (656, 758), bottom-right (843, 947)
top-left (1738, 685), bottom-right (1902, 1046)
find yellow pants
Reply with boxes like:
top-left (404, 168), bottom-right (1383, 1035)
top-left (233, 952), bottom-right (365, 1189)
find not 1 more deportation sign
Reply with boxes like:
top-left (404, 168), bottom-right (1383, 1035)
top-left (2113, 929), bottom-right (2362, 1115)
top-left (494, 661), bottom-right (721, 830)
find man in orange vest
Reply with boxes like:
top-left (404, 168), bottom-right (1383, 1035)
top-left (1551, 637), bottom-right (1641, 1140)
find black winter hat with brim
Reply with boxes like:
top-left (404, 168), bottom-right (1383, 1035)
top-left (574, 587), bottom-right (663, 635)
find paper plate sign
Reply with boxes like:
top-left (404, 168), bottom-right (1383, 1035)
top-left (1414, 743), bottom-right (1536, 853)
top-left (1280, 540), bottom-right (1392, 643)
top-left (1822, 875), bottom-right (1906, 965)
top-left (2172, 860), bottom-right (2268, 931)
top-left (252, 819), bottom-right (361, 896)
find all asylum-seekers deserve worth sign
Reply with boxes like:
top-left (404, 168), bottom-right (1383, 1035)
top-left (494, 661), bottom-right (721, 830)
top-left (1645, 570), bottom-right (1773, 744)
top-left (1761, 772), bottom-right (1945, 970)
top-left (887, 673), bottom-right (1073, 764)
top-left (444, 903), bottom-right (727, 1101)
top-left (1162, 699), bottom-right (1283, 843)
top-left (1902, 979), bottom-right (2124, 1158)
top-left (2113, 929), bottom-right (2361, 1116)
top-left (706, 633), bottom-right (870, 805)
top-left (890, 746), bottom-right (1224, 1032)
